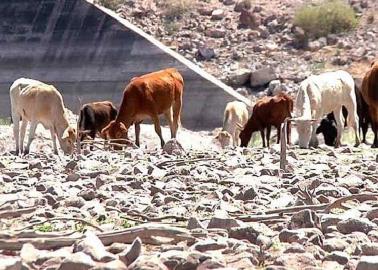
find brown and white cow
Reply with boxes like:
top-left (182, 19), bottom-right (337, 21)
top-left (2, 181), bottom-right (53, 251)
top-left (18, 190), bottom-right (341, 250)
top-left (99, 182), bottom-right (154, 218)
top-left (10, 78), bottom-right (76, 155)
top-left (101, 68), bottom-right (184, 147)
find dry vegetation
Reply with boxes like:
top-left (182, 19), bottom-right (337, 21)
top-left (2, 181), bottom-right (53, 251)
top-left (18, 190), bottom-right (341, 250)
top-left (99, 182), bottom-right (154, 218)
top-left (294, 0), bottom-right (358, 38)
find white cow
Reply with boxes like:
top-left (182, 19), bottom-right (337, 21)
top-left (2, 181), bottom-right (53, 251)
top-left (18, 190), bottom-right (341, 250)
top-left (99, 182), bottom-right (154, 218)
top-left (216, 101), bottom-right (249, 148)
top-left (295, 70), bottom-right (360, 148)
top-left (10, 78), bottom-right (76, 155)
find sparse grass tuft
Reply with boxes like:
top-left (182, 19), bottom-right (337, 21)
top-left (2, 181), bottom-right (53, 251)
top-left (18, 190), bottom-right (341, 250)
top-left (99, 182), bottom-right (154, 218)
top-left (294, 0), bottom-right (358, 39)
top-left (36, 223), bottom-right (54, 232)
top-left (0, 118), bottom-right (11, 125)
top-left (160, 0), bottom-right (192, 21)
top-left (94, 0), bottom-right (124, 10)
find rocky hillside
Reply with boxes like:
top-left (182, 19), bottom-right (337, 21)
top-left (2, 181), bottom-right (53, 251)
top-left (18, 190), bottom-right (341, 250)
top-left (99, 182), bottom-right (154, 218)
top-left (113, 0), bottom-right (377, 99)
top-left (0, 122), bottom-right (378, 269)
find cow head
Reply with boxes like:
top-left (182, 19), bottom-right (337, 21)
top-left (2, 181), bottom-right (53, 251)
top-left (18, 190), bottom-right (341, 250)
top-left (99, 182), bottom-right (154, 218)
top-left (215, 131), bottom-right (232, 148)
top-left (60, 126), bottom-right (76, 154)
top-left (101, 120), bottom-right (128, 150)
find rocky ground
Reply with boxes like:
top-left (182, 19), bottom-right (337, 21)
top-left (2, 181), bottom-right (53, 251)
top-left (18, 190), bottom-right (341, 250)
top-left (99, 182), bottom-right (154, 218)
top-left (0, 121), bottom-right (378, 269)
top-left (114, 0), bottom-right (378, 100)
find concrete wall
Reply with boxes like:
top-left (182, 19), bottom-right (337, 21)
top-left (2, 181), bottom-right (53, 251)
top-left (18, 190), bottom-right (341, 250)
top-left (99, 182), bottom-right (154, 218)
top-left (0, 0), bottom-right (250, 130)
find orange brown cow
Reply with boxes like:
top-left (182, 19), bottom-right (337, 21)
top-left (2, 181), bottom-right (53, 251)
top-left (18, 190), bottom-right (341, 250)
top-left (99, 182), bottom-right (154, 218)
top-left (361, 60), bottom-right (378, 147)
top-left (240, 92), bottom-right (293, 147)
top-left (101, 68), bottom-right (184, 148)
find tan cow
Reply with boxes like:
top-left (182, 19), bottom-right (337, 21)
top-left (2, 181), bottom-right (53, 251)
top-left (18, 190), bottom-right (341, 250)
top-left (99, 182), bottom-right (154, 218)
top-left (216, 101), bottom-right (249, 148)
top-left (10, 78), bottom-right (76, 155)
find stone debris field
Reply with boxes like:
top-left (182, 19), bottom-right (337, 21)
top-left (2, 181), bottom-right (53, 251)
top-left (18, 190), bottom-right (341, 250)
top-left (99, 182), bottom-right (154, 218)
top-left (0, 121), bottom-right (377, 270)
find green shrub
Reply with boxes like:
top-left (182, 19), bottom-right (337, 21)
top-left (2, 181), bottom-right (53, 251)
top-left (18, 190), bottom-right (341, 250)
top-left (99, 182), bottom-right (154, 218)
top-left (294, 0), bottom-right (358, 38)
top-left (94, 0), bottom-right (124, 10)
top-left (161, 0), bottom-right (192, 21)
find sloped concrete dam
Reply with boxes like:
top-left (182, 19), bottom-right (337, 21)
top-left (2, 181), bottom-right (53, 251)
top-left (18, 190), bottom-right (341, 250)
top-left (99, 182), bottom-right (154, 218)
top-left (0, 0), bottom-right (249, 129)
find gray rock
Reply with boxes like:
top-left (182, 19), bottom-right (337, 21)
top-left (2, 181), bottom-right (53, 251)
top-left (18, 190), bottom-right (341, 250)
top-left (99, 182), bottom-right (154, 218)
top-left (356, 256), bottom-right (378, 270)
top-left (58, 252), bottom-right (96, 270)
top-left (211, 9), bottom-right (225, 20)
top-left (228, 69), bottom-right (251, 87)
top-left (362, 243), bottom-right (378, 256)
top-left (163, 139), bottom-right (185, 155)
top-left (74, 231), bottom-right (116, 263)
top-left (324, 251), bottom-right (349, 265)
top-left (119, 237), bottom-right (142, 266)
top-left (337, 218), bottom-right (376, 234)
top-left (187, 217), bottom-right (205, 230)
top-left (250, 67), bottom-right (277, 87)
top-left (228, 223), bottom-right (274, 245)
top-left (207, 217), bottom-right (242, 229)
top-left (0, 255), bottom-right (22, 270)
top-left (193, 239), bottom-right (228, 252)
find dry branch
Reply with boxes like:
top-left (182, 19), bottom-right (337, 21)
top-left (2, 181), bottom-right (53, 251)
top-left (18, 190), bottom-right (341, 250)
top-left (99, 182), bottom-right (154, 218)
top-left (15, 217), bottom-right (104, 232)
top-left (324, 193), bottom-right (378, 213)
top-left (264, 203), bottom-right (328, 215)
top-left (0, 224), bottom-right (194, 251)
top-left (0, 207), bottom-right (37, 219)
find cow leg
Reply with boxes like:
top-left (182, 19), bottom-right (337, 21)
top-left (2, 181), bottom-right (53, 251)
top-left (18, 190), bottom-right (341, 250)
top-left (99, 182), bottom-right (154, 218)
top-left (50, 128), bottom-right (58, 154)
top-left (164, 109), bottom-right (174, 139)
top-left (19, 120), bottom-right (28, 154)
top-left (333, 107), bottom-right (344, 148)
top-left (276, 125), bottom-right (281, 144)
top-left (309, 121), bottom-right (319, 148)
top-left (152, 115), bottom-right (165, 147)
top-left (12, 111), bottom-right (20, 155)
top-left (345, 103), bottom-right (360, 147)
top-left (260, 129), bottom-right (266, 148)
top-left (361, 121), bottom-right (368, 144)
top-left (372, 118), bottom-right (378, 148)
top-left (266, 126), bottom-right (271, 147)
top-left (172, 95), bottom-right (182, 139)
top-left (135, 122), bottom-right (141, 147)
top-left (234, 129), bottom-right (240, 147)
top-left (24, 121), bottom-right (38, 154)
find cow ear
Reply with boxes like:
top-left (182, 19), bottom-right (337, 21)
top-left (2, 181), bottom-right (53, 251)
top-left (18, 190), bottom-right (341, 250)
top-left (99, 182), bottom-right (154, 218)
top-left (62, 127), bottom-right (70, 139)
top-left (372, 60), bottom-right (377, 67)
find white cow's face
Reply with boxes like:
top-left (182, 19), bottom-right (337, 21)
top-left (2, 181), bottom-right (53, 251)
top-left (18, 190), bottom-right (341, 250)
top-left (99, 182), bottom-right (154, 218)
top-left (296, 122), bottom-right (312, 148)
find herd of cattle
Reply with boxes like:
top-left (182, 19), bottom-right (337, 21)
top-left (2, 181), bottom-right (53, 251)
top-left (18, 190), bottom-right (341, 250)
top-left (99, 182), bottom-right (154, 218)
top-left (7, 61), bottom-right (378, 155)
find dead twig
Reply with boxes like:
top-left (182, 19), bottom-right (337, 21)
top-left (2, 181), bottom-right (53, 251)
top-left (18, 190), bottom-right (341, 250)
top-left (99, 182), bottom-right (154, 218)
top-left (15, 217), bottom-right (104, 232)
top-left (0, 224), bottom-right (194, 250)
top-left (324, 193), bottom-right (378, 214)
top-left (0, 207), bottom-right (37, 219)
top-left (264, 203), bottom-right (328, 215)
top-left (156, 157), bottom-right (221, 169)
top-left (232, 213), bottom-right (284, 222)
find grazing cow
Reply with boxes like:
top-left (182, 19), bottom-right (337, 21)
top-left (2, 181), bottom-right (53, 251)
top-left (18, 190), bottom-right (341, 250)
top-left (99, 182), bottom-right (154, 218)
top-left (10, 78), bottom-right (76, 155)
top-left (216, 101), bottom-right (249, 148)
top-left (295, 70), bottom-right (360, 148)
top-left (101, 68), bottom-right (184, 148)
top-left (78, 101), bottom-right (118, 142)
top-left (240, 92), bottom-right (293, 147)
top-left (361, 60), bottom-right (378, 147)
top-left (316, 79), bottom-right (371, 146)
